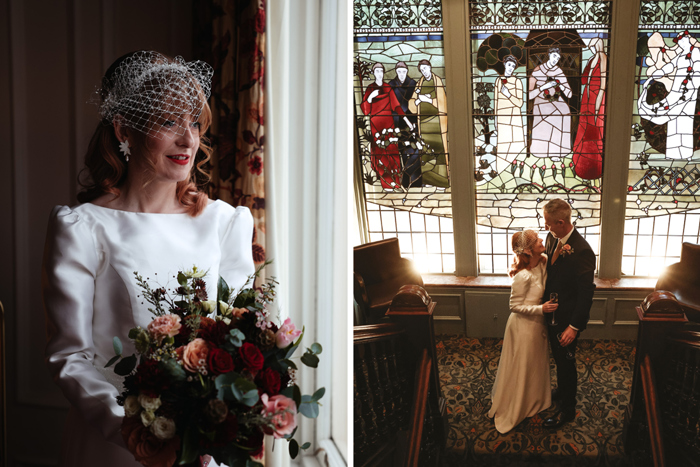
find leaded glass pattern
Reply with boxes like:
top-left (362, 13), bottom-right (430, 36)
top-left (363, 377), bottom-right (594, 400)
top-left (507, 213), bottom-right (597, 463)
top-left (469, 1), bottom-right (611, 273)
top-left (354, 0), bottom-right (452, 272)
top-left (625, 0), bottom-right (700, 276)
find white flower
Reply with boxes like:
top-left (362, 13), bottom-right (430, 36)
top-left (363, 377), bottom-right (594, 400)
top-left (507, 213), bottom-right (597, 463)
top-left (138, 394), bottom-right (161, 412)
top-left (150, 417), bottom-right (176, 440)
top-left (201, 299), bottom-right (217, 313)
top-left (140, 410), bottom-right (156, 427)
top-left (394, 128), bottom-right (400, 133)
top-left (219, 300), bottom-right (232, 315)
top-left (184, 266), bottom-right (207, 278)
top-left (124, 395), bottom-right (141, 417)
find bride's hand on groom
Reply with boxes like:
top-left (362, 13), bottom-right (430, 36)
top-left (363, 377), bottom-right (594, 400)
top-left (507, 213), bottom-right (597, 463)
top-left (542, 300), bottom-right (558, 313)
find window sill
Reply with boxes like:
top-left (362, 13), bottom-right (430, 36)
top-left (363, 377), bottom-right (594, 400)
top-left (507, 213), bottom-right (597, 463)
top-left (422, 274), bottom-right (657, 291)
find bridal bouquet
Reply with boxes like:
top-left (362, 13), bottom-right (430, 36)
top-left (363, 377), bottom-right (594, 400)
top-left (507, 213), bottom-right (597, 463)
top-left (106, 265), bottom-right (324, 467)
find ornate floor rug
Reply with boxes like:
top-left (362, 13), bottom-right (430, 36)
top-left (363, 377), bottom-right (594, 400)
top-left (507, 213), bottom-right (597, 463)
top-left (436, 336), bottom-right (636, 467)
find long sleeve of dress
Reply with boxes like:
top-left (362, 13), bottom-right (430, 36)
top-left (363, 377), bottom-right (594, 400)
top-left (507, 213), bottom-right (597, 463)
top-left (509, 271), bottom-right (544, 315)
top-left (42, 206), bottom-right (125, 447)
top-left (219, 206), bottom-right (256, 292)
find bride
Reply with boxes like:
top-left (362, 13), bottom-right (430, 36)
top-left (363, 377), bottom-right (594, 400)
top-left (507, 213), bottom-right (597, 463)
top-left (488, 230), bottom-right (557, 433)
top-left (42, 51), bottom-right (255, 466)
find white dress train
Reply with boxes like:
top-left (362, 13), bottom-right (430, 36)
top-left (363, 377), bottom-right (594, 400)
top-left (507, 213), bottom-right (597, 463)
top-left (487, 258), bottom-right (552, 433)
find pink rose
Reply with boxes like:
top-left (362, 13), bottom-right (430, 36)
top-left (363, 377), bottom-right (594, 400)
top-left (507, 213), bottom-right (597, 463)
top-left (275, 318), bottom-right (302, 349)
top-left (147, 315), bottom-right (182, 342)
top-left (182, 338), bottom-right (209, 373)
top-left (261, 394), bottom-right (297, 438)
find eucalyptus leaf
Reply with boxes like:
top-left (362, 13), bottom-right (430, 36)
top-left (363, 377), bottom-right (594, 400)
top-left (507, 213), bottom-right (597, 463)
top-left (300, 352), bottom-right (319, 368)
top-left (312, 387), bottom-right (326, 402)
top-left (114, 355), bottom-right (137, 376)
top-left (299, 399), bottom-right (320, 418)
top-left (112, 336), bottom-right (123, 356)
top-left (160, 359), bottom-right (186, 381)
top-left (128, 328), bottom-right (139, 339)
top-left (289, 439), bottom-right (299, 459)
top-left (282, 358), bottom-right (297, 370)
top-left (301, 442), bottom-right (311, 450)
top-left (284, 344), bottom-right (299, 360)
top-left (292, 385), bottom-right (302, 409)
top-left (104, 355), bottom-right (121, 368)
top-left (280, 386), bottom-right (294, 399)
top-left (310, 343), bottom-right (322, 354)
top-left (217, 275), bottom-right (230, 303)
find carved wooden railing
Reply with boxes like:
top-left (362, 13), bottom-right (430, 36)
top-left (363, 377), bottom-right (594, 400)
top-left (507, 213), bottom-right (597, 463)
top-left (354, 285), bottom-right (447, 467)
top-left (624, 291), bottom-right (700, 466)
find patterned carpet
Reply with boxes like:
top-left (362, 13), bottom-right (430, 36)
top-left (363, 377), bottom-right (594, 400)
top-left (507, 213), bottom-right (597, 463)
top-left (436, 335), bottom-right (636, 467)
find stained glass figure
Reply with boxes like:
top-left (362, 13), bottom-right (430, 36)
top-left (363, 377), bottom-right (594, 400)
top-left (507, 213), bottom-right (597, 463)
top-left (360, 63), bottom-right (415, 189)
top-left (637, 30), bottom-right (700, 160)
top-left (496, 55), bottom-right (526, 174)
top-left (408, 59), bottom-right (449, 188)
top-left (573, 38), bottom-right (607, 180)
top-left (389, 62), bottom-right (421, 187)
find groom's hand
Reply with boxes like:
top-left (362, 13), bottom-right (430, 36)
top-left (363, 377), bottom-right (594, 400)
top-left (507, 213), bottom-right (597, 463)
top-left (559, 327), bottom-right (577, 346)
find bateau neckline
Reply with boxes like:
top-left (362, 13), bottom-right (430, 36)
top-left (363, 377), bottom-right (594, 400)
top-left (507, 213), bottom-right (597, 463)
top-left (81, 199), bottom-right (219, 215)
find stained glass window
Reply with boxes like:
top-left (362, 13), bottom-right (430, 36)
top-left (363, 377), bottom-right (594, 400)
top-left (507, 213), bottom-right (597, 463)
top-left (354, 0), bottom-right (453, 272)
top-left (469, 1), bottom-right (611, 273)
top-left (625, 1), bottom-right (700, 276)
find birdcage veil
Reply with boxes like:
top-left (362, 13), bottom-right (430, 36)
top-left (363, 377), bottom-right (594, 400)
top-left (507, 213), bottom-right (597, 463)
top-left (97, 51), bottom-right (214, 140)
top-left (513, 230), bottom-right (537, 255)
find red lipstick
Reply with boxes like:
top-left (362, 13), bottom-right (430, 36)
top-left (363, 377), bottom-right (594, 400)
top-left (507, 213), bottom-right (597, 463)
top-left (167, 154), bottom-right (190, 165)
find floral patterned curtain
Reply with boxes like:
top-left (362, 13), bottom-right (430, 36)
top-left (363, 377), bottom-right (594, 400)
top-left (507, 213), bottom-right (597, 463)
top-left (195, 0), bottom-right (267, 276)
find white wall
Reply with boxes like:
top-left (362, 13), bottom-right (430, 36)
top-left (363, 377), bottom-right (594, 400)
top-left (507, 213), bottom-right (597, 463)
top-left (0, 1), bottom-right (193, 464)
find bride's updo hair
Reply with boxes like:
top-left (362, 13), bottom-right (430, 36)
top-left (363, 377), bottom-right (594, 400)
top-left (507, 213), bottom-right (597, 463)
top-left (509, 230), bottom-right (539, 277)
top-left (77, 50), bottom-right (214, 217)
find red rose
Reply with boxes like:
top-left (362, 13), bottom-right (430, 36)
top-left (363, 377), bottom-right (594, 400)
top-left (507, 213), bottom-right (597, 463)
top-left (199, 320), bottom-right (230, 347)
top-left (134, 359), bottom-right (169, 398)
top-left (239, 342), bottom-right (264, 372)
top-left (256, 368), bottom-right (281, 395)
top-left (208, 347), bottom-right (235, 375)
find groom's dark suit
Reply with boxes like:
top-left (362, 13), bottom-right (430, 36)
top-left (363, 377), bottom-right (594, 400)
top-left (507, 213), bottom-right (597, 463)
top-left (543, 228), bottom-right (596, 413)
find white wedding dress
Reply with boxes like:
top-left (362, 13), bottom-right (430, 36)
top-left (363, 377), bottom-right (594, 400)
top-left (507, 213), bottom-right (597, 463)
top-left (488, 257), bottom-right (552, 433)
top-left (42, 200), bottom-right (255, 467)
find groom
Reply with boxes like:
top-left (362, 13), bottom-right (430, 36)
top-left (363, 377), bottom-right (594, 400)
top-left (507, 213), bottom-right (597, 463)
top-left (541, 198), bottom-right (596, 428)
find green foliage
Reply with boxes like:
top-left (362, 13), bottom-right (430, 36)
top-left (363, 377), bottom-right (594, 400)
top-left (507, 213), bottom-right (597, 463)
top-left (114, 355), bottom-right (137, 376)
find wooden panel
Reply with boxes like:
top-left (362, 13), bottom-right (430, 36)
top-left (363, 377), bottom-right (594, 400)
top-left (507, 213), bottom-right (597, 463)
top-left (425, 288), bottom-right (465, 335)
top-left (614, 298), bottom-right (645, 326)
top-left (589, 297), bottom-right (607, 326)
top-left (462, 290), bottom-right (510, 338)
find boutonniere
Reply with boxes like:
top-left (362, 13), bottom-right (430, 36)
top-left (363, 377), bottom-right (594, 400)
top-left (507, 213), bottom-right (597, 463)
top-left (560, 244), bottom-right (574, 256)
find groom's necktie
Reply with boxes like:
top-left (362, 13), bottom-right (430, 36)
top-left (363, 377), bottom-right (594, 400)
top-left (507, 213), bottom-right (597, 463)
top-left (551, 240), bottom-right (562, 265)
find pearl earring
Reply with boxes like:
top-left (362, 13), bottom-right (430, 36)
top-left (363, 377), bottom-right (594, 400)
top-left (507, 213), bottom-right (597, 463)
top-left (119, 140), bottom-right (131, 162)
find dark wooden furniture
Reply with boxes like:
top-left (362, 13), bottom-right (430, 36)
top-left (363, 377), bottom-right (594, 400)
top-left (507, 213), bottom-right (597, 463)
top-left (354, 238), bottom-right (424, 324)
top-left (354, 286), bottom-right (447, 466)
top-left (655, 242), bottom-right (700, 322)
top-left (623, 290), bottom-right (700, 466)
top-left (0, 301), bottom-right (5, 467)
